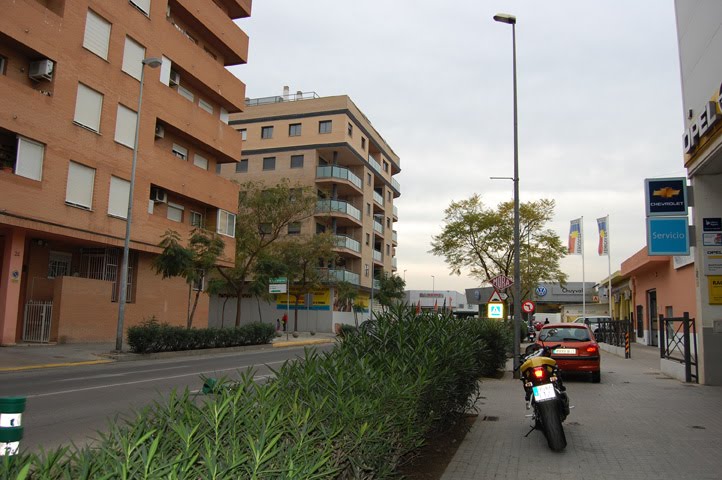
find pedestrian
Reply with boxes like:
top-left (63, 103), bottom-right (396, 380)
top-left (282, 313), bottom-right (288, 331)
top-left (276, 318), bottom-right (281, 331)
top-left (544, 319), bottom-right (550, 324)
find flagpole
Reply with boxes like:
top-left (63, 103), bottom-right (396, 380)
top-left (581, 216), bottom-right (586, 322)
top-left (607, 214), bottom-right (612, 319)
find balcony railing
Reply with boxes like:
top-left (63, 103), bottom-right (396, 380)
top-left (327, 268), bottom-right (361, 285)
top-left (316, 200), bottom-right (361, 222)
top-left (373, 190), bottom-right (384, 206)
top-left (373, 250), bottom-right (383, 262)
top-left (392, 257), bottom-right (398, 269)
top-left (392, 177), bottom-right (401, 193)
top-left (393, 205), bottom-right (399, 219)
top-left (334, 235), bottom-right (361, 253)
top-left (392, 230), bottom-right (398, 243)
top-left (373, 220), bottom-right (384, 234)
top-left (373, 279), bottom-right (381, 290)
top-left (316, 166), bottom-right (362, 189)
top-left (368, 155), bottom-right (382, 174)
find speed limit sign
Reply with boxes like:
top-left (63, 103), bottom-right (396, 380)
top-left (521, 300), bottom-right (535, 313)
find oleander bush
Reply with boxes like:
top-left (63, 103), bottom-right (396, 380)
top-left (126, 317), bottom-right (276, 353)
top-left (1, 307), bottom-right (509, 479)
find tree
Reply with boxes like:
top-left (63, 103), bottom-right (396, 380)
top-left (214, 179), bottom-right (317, 327)
top-left (153, 229), bottom-right (225, 329)
top-left (375, 272), bottom-right (406, 310)
top-left (279, 232), bottom-right (337, 333)
top-left (335, 280), bottom-right (359, 327)
top-left (430, 196), bottom-right (567, 308)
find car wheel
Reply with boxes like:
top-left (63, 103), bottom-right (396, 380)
top-left (591, 371), bottom-right (601, 383)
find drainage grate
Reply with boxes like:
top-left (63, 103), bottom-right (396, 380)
top-left (482, 416), bottom-right (499, 422)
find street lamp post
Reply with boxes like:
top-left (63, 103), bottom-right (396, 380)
top-left (431, 275), bottom-right (435, 294)
top-left (493, 13), bottom-right (522, 376)
top-left (403, 269), bottom-right (407, 282)
top-left (115, 57), bottom-right (162, 352)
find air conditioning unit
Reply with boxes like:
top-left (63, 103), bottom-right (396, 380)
top-left (150, 187), bottom-right (167, 203)
top-left (169, 70), bottom-right (180, 87)
top-left (154, 124), bottom-right (165, 138)
top-left (29, 59), bottom-right (54, 81)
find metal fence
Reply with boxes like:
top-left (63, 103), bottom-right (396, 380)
top-left (592, 319), bottom-right (633, 358)
top-left (659, 312), bottom-right (698, 383)
top-left (22, 300), bottom-right (53, 343)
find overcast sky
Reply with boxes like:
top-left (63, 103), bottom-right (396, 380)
top-left (231, 1), bottom-right (686, 294)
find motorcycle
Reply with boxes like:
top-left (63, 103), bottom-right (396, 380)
top-left (517, 338), bottom-right (571, 451)
top-left (526, 325), bottom-right (537, 343)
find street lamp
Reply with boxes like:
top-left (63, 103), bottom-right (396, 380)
top-left (403, 269), bottom-right (407, 282)
top-left (494, 12), bottom-right (522, 376)
top-left (115, 57), bottom-right (162, 352)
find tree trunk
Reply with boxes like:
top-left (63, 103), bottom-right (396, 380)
top-left (186, 284), bottom-right (192, 329)
top-left (189, 288), bottom-right (202, 328)
top-left (234, 286), bottom-right (243, 327)
top-left (256, 296), bottom-right (263, 323)
top-left (294, 297), bottom-right (300, 332)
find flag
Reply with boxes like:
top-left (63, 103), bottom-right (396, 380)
top-left (597, 216), bottom-right (609, 256)
top-left (568, 218), bottom-right (582, 255)
top-left (442, 297), bottom-right (447, 313)
top-left (415, 300), bottom-right (421, 315)
top-left (433, 299), bottom-right (438, 312)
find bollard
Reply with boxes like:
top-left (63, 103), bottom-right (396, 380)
top-left (0, 397), bottom-right (26, 457)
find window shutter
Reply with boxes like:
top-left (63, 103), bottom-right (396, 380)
top-left (74, 84), bottom-right (103, 132)
top-left (159, 56), bottom-right (171, 85)
top-left (122, 36), bottom-right (146, 81)
top-left (66, 161), bottom-right (96, 209)
top-left (220, 107), bottom-right (229, 124)
top-left (130, 0), bottom-right (151, 16)
top-left (108, 176), bottom-right (130, 218)
top-left (193, 153), bottom-right (208, 170)
top-left (83, 10), bottom-right (111, 60)
top-left (114, 104), bottom-right (138, 148)
top-left (15, 136), bottom-right (44, 181)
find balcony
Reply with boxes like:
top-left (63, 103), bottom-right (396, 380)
top-left (393, 205), bottom-right (398, 221)
top-left (373, 220), bottom-right (384, 235)
top-left (373, 279), bottom-right (381, 290)
top-left (316, 165), bottom-right (362, 191)
top-left (373, 250), bottom-right (383, 263)
top-left (392, 257), bottom-right (398, 270)
top-left (392, 177), bottom-right (401, 195)
top-left (373, 190), bottom-right (384, 207)
top-left (316, 199), bottom-right (362, 223)
top-left (368, 155), bottom-right (382, 174)
top-left (392, 230), bottom-right (398, 244)
top-left (334, 235), bottom-right (361, 254)
top-left (327, 269), bottom-right (361, 286)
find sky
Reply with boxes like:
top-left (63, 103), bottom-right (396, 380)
top-left (230, 1), bottom-right (686, 294)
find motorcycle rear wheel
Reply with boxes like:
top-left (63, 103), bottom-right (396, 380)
top-left (537, 400), bottom-right (567, 451)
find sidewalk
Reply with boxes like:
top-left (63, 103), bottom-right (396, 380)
top-left (441, 343), bottom-right (722, 480)
top-left (0, 332), bottom-right (337, 372)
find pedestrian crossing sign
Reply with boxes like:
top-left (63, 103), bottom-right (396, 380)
top-left (487, 302), bottom-right (504, 319)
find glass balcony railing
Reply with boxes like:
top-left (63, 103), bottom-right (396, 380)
top-left (373, 190), bottom-right (384, 206)
top-left (327, 268), bottom-right (360, 285)
top-left (334, 235), bottom-right (361, 253)
top-left (316, 166), bottom-right (362, 189)
top-left (368, 155), bottom-right (382, 174)
top-left (393, 205), bottom-right (398, 219)
top-left (316, 200), bottom-right (362, 222)
top-left (392, 230), bottom-right (398, 243)
top-left (392, 177), bottom-right (401, 193)
top-left (373, 279), bottom-right (381, 290)
top-left (392, 257), bottom-right (397, 269)
top-left (373, 250), bottom-right (383, 262)
top-left (373, 220), bottom-right (384, 234)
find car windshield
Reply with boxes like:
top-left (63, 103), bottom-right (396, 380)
top-left (539, 327), bottom-right (591, 342)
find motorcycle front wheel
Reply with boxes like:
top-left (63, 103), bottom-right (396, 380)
top-left (537, 400), bottom-right (567, 451)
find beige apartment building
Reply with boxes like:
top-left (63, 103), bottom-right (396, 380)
top-left (0, 0), bottom-right (251, 344)
top-left (219, 90), bottom-right (400, 329)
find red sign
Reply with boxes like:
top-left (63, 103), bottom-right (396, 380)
top-left (490, 275), bottom-right (514, 291)
top-left (521, 300), bottom-right (535, 313)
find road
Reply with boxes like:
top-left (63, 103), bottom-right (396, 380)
top-left (0, 344), bottom-right (333, 452)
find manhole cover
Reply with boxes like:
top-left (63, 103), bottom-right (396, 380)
top-left (482, 416), bottom-right (499, 422)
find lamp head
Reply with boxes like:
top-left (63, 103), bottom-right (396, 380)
top-left (493, 13), bottom-right (516, 25)
top-left (142, 57), bottom-right (163, 68)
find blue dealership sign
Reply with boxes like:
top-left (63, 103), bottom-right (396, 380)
top-left (647, 217), bottom-right (690, 256)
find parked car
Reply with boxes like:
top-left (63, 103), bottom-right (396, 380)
top-left (573, 315), bottom-right (611, 334)
top-left (529, 323), bottom-right (601, 383)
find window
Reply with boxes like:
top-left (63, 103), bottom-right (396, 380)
top-left (190, 211), bottom-right (203, 227)
top-left (289, 123), bottom-right (302, 136)
top-left (220, 107), bottom-right (229, 124)
top-left (74, 83), bottom-right (103, 132)
top-left (199, 98), bottom-right (213, 114)
top-left (15, 136), bottom-right (45, 181)
top-left (347, 123), bottom-right (353, 136)
top-left (192, 270), bottom-right (204, 291)
top-left (193, 153), bottom-right (208, 170)
top-left (365, 233), bottom-right (370, 246)
top-left (288, 223), bottom-right (301, 235)
top-left (66, 161), bottom-right (95, 209)
top-left (383, 160), bottom-right (389, 173)
top-left (386, 244), bottom-right (390, 255)
top-left (259, 223), bottom-right (272, 234)
top-left (217, 209), bottom-right (236, 237)
top-left (289, 188), bottom-right (302, 202)
top-left (240, 129), bottom-right (247, 140)
top-left (365, 263), bottom-right (370, 277)
top-left (262, 157), bottom-right (275, 171)
top-left (122, 36), bottom-right (146, 81)
top-left (261, 126), bottom-right (273, 139)
top-left (236, 159), bottom-right (248, 173)
top-left (83, 10), bottom-right (111, 60)
top-left (367, 173), bottom-right (372, 185)
top-left (387, 190), bottom-right (392, 201)
top-left (386, 217), bottom-right (390, 228)
top-left (319, 120), bottom-right (332, 134)
top-left (130, 0), bottom-right (151, 16)
top-left (108, 176), bottom-right (130, 218)
top-left (167, 202), bottom-right (184, 222)
top-left (172, 143), bottom-right (188, 160)
top-left (366, 203), bottom-right (371, 215)
top-left (114, 104), bottom-right (137, 148)
top-left (0, 56), bottom-right (6, 75)
top-left (178, 85), bottom-right (194, 102)
top-left (290, 155), bottom-right (304, 169)
top-left (47, 252), bottom-right (72, 279)
top-left (361, 137), bottom-right (366, 150)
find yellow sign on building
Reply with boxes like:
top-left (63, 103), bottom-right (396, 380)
top-left (709, 276), bottom-right (722, 305)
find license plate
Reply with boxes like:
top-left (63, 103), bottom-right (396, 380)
top-left (532, 383), bottom-right (556, 402)
top-left (554, 348), bottom-right (576, 355)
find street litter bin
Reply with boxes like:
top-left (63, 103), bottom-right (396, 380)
top-left (0, 397), bottom-right (26, 457)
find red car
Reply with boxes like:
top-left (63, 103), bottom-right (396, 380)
top-left (533, 323), bottom-right (601, 383)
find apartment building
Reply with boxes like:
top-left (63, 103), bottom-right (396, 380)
top-left (218, 90), bottom-right (400, 330)
top-left (0, 0), bottom-right (251, 344)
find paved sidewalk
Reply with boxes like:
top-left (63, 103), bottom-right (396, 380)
top-left (442, 344), bottom-right (722, 480)
top-left (0, 332), bottom-right (336, 372)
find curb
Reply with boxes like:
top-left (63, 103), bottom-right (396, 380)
top-left (0, 359), bottom-right (114, 373)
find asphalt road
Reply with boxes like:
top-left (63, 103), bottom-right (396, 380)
top-left (0, 344), bottom-right (333, 452)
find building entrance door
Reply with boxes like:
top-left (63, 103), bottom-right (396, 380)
top-left (648, 290), bottom-right (658, 347)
